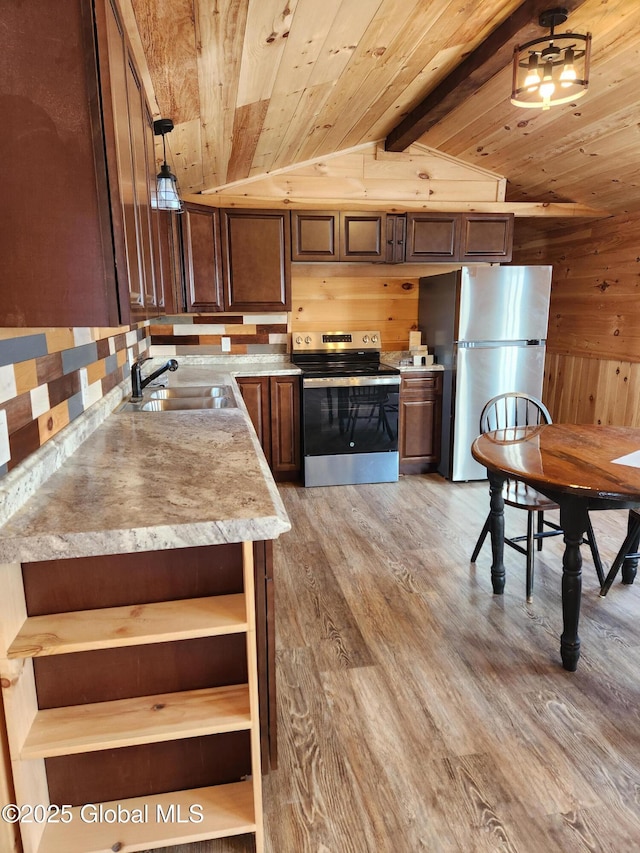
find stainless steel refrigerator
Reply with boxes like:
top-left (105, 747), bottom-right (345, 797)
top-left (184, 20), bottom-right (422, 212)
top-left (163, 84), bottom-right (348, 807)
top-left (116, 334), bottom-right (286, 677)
top-left (419, 265), bottom-right (552, 481)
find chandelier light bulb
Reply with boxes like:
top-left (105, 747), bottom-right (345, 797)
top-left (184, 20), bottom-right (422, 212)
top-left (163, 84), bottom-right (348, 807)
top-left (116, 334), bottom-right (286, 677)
top-left (524, 54), bottom-right (542, 90)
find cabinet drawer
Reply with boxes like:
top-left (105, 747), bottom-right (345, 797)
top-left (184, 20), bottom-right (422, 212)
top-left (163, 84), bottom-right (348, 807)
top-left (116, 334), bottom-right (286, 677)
top-left (401, 373), bottom-right (441, 394)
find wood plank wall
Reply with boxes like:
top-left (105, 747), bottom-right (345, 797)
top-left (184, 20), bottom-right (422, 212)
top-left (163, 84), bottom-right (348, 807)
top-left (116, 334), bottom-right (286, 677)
top-left (513, 211), bottom-right (640, 425)
top-left (291, 263), bottom-right (458, 351)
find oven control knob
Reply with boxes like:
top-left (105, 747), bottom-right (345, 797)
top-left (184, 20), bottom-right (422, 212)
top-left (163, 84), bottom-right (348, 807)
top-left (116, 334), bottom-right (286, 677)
top-left (362, 335), bottom-right (369, 344)
top-left (295, 336), bottom-right (303, 345)
top-left (305, 336), bottom-right (312, 344)
top-left (371, 334), bottom-right (379, 343)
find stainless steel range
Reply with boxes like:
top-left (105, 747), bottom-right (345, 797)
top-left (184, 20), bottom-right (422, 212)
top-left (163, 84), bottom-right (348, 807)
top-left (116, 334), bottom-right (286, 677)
top-left (291, 331), bottom-right (400, 487)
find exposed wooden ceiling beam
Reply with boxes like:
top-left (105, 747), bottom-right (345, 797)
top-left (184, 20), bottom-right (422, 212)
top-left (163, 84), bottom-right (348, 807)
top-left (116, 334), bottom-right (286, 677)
top-left (385, 0), bottom-right (588, 152)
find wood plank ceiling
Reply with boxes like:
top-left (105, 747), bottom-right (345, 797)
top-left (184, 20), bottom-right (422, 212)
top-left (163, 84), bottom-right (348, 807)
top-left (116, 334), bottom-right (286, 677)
top-left (132, 0), bottom-right (640, 215)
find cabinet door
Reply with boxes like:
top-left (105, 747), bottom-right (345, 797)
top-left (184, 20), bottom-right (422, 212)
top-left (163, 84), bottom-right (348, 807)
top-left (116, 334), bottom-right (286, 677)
top-left (270, 376), bottom-right (301, 480)
top-left (182, 204), bottom-right (223, 312)
top-left (221, 210), bottom-right (291, 311)
top-left (0, 0), bottom-right (125, 326)
top-left (102, 0), bottom-right (160, 318)
top-left (156, 211), bottom-right (182, 314)
top-left (124, 52), bottom-right (157, 312)
top-left (399, 373), bottom-right (442, 474)
top-left (405, 213), bottom-right (459, 262)
top-left (458, 214), bottom-right (514, 262)
top-left (237, 377), bottom-right (271, 465)
top-left (291, 211), bottom-right (339, 261)
top-left (385, 214), bottom-right (407, 263)
top-left (340, 212), bottom-right (387, 261)
top-left (101, 0), bottom-right (143, 317)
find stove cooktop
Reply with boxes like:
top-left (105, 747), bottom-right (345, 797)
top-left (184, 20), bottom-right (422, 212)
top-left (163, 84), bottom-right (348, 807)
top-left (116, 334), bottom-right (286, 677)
top-left (296, 361), bottom-right (400, 379)
top-left (291, 330), bottom-right (399, 378)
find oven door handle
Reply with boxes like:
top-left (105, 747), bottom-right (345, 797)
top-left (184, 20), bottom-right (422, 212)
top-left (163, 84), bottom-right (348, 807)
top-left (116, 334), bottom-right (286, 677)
top-left (303, 376), bottom-right (400, 389)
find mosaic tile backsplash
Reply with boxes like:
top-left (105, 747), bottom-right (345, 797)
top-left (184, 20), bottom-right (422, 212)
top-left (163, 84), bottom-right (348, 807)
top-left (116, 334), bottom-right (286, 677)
top-left (149, 313), bottom-right (288, 355)
top-left (0, 325), bottom-right (149, 478)
top-left (0, 313), bottom-right (291, 480)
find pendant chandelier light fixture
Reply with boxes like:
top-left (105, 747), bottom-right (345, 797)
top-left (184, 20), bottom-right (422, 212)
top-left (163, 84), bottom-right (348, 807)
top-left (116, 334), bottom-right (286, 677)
top-left (152, 118), bottom-right (183, 212)
top-left (511, 7), bottom-right (591, 110)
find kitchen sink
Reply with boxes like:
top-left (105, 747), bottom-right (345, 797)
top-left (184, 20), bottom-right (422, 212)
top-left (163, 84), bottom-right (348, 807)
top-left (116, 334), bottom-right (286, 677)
top-left (148, 385), bottom-right (232, 399)
top-left (118, 396), bottom-right (236, 413)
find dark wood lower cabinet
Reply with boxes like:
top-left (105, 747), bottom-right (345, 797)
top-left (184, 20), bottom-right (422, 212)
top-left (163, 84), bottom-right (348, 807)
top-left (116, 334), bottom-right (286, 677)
top-left (237, 375), bottom-right (301, 482)
top-left (399, 371), bottom-right (443, 474)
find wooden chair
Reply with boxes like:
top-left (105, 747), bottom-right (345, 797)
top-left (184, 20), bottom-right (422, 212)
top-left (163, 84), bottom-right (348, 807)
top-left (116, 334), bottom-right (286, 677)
top-left (600, 509), bottom-right (640, 596)
top-left (471, 392), bottom-right (604, 601)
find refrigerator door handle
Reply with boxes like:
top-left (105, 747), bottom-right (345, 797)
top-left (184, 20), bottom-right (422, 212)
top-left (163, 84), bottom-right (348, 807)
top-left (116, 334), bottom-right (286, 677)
top-left (457, 339), bottom-right (545, 348)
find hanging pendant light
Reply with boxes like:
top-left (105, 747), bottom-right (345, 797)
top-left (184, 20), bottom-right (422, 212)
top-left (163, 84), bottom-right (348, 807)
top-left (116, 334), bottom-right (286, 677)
top-left (152, 118), bottom-right (183, 212)
top-left (511, 8), bottom-right (591, 110)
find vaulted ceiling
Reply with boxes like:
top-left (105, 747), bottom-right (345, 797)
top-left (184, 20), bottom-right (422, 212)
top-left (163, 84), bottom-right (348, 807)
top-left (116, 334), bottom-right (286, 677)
top-left (131, 0), bottom-right (640, 215)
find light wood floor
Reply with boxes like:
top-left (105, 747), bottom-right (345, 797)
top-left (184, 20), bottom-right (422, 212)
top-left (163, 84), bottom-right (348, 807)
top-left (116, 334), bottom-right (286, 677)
top-left (158, 474), bottom-right (640, 853)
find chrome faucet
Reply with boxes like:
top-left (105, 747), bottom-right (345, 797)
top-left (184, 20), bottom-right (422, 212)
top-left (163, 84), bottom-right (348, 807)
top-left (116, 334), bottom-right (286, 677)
top-left (130, 357), bottom-right (179, 400)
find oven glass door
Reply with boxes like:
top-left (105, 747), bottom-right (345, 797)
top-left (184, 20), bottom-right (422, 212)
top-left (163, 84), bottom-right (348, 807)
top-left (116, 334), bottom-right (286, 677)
top-left (302, 377), bottom-right (399, 456)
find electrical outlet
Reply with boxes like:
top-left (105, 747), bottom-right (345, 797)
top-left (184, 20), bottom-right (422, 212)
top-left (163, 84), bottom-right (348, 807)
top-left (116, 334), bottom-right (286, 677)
top-left (221, 337), bottom-right (231, 352)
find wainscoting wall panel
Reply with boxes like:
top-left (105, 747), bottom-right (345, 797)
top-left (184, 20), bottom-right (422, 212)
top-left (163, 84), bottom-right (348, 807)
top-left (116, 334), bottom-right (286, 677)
top-left (544, 352), bottom-right (640, 426)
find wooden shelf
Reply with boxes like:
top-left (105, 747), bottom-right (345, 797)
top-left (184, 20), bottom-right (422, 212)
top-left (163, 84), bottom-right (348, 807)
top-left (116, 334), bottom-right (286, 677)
top-left (7, 594), bottom-right (248, 659)
top-left (21, 684), bottom-right (251, 759)
top-left (1, 542), bottom-right (264, 852)
top-left (37, 781), bottom-right (256, 853)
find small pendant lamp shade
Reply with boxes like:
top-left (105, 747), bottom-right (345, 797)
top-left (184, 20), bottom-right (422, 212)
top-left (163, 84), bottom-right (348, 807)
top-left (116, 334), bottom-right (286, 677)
top-left (152, 119), bottom-right (183, 212)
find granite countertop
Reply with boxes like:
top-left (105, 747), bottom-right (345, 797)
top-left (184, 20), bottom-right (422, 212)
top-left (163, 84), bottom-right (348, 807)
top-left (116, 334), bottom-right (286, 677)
top-left (0, 363), bottom-right (291, 564)
top-left (381, 352), bottom-right (444, 373)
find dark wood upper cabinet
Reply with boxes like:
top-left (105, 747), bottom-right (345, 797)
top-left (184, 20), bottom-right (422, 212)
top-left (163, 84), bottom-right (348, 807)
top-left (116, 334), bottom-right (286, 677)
top-left (340, 212), bottom-right (387, 261)
top-left (102, 0), bottom-right (164, 317)
top-left (126, 61), bottom-right (158, 313)
top-left (292, 211), bottom-right (389, 262)
top-left (155, 210), bottom-right (183, 314)
top-left (291, 211), bottom-right (339, 261)
top-left (291, 211), bottom-right (513, 266)
top-left (1, 0), bottom-right (120, 326)
top-left (405, 213), bottom-right (459, 261)
top-left (182, 204), bottom-right (223, 312)
top-left (385, 214), bottom-right (407, 263)
top-left (458, 213), bottom-right (514, 262)
top-left (221, 210), bottom-right (291, 312)
top-left (0, 0), bottom-right (170, 327)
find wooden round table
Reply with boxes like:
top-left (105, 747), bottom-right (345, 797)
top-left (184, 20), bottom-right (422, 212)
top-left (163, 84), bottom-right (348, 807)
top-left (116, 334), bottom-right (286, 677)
top-left (472, 423), bottom-right (640, 671)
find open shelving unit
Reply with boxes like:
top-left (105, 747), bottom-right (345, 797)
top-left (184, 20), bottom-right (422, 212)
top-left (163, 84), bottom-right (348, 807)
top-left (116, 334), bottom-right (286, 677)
top-left (0, 541), bottom-right (264, 853)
